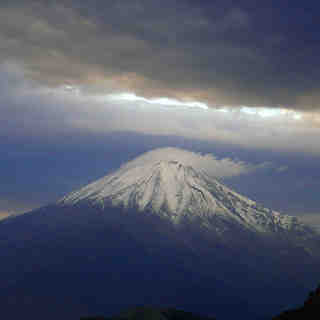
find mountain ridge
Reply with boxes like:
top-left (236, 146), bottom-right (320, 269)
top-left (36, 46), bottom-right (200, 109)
top-left (80, 306), bottom-right (216, 320)
top-left (59, 149), bottom-right (318, 250)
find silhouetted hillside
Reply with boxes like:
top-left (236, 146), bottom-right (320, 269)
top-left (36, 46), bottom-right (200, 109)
top-left (273, 284), bottom-right (320, 319)
top-left (81, 307), bottom-right (216, 320)
top-left (82, 284), bottom-right (320, 320)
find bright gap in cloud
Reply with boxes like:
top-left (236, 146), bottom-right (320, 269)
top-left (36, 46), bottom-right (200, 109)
top-left (61, 86), bottom-right (303, 120)
top-left (238, 106), bottom-right (302, 120)
top-left (106, 92), bottom-right (209, 110)
top-left (106, 92), bottom-right (302, 120)
top-left (216, 106), bottom-right (302, 120)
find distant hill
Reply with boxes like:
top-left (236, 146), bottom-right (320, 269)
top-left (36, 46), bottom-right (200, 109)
top-left (80, 307), bottom-right (216, 320)
top-left (273, 284), bottom-right (320, 319)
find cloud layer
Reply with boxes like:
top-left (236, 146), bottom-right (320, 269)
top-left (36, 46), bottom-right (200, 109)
top-left (1, 1), bottom-right (320, 109)
top-left (1, 63), bottom-right (320, 155)
top-left (121, 147), bottom-right (268, 179)
top-left (0, 212), bottom-right (10, 220)
top-left (298, 214), bottom-right (320, 233)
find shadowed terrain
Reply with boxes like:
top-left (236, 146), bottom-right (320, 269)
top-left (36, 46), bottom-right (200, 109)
top-left (273, 284), bottom-right (320, 319)
top-left (81, 307), bottom-right (216, 320)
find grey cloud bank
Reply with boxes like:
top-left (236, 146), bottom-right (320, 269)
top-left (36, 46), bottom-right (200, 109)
top-left (1, 63), bottom-right (320, 154)
top-left (1, 1), bottom-right (320, 109)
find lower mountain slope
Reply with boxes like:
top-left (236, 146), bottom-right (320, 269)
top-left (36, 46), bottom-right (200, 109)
top-left (81, 306), bottom-right (216, 320)
top-left (273, 284), bottom-right (320, 319)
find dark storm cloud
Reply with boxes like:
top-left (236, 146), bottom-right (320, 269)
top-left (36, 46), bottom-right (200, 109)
top-left (1, 0), bottom-right (320, 109)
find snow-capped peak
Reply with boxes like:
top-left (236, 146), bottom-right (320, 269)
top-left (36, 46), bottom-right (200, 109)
top-left (59, 148), bottom-right (307, 236)
top-left (61, 158), bottom-right (220, 215)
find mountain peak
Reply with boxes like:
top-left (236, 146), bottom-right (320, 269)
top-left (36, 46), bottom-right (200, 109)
top-left (59, 148), bottom-right (310, 238)
top-left (60, 153), bottom-right (218, 217)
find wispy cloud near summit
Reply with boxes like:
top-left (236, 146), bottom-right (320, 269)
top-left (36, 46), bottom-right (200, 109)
top-left (121, 147), bottom-right (269, 179)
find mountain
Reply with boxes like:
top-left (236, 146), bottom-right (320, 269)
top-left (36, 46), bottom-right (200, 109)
top-left (273, 284), bottom-right (320, 319)
top-left (59, 151), bottom-right (316, 244)
top-left (81, 306), bottom-right (216, 320)
top-left (0, 148), bottom-right (319, 320)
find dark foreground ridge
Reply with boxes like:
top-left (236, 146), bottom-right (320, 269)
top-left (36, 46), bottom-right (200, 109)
top-left (81, 289), bottom-right (320, 320)
top-left (273, 284), bottom-right (320, 319)
top-left (81, 307), bottom-right (216, 320)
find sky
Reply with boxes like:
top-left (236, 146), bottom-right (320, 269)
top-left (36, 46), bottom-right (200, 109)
top-left (1, 0), bottom-right (320, 230)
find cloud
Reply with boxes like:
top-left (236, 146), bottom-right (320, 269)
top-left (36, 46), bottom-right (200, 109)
top-left (0, 212), bottom-right (10, 220)
top-left (298, 214), bottom-right (320, 233)
top-left (0, 196), bottom-right (38, 216)
top-left (121, 147), bottom-right (268, 179)
top-left (276, 166), bottom-right (289, 173)
top-left (1, 1), bottom-right (320, 109)
top-left (1, 63), bottom-right (320, 155)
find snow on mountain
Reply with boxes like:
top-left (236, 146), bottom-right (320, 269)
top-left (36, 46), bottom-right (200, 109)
top-left (59, 148), bottom-right (311, 238)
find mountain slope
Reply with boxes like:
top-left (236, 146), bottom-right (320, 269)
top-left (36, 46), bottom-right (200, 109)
top-left (0, 148), bottom-right (319, 320)
top-left (81, 306), bottom-right (216, 320)
top-left (273, 284), bottom-right (320, 319)
top-left (59, 148), bottom-right (318, 249)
